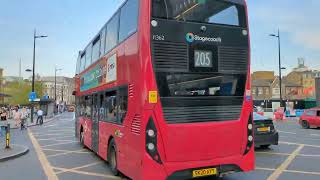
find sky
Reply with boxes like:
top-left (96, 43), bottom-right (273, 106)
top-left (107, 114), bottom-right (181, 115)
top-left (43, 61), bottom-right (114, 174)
top-left (0, 0), bottom-right (319, 78)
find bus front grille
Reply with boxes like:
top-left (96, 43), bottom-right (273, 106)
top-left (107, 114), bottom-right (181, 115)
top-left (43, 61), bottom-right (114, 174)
top-left (162, 105), bottom-right (242, 124)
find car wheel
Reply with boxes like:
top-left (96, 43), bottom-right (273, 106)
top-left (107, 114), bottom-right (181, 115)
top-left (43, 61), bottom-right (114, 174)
top-left (108, 139), bottom-right (119, 176)
top-left (260, 145), bottom-right (270, 149)
top-left (301, 120), bottom-right (310, 129)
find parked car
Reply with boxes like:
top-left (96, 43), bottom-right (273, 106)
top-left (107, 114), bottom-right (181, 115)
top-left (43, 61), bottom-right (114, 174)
top-left (254, 112), bottom-right (279, 148)
top-left (299, 108), bottom-right (320, 129)
top-left (274, 107), bottom-right (285, 120)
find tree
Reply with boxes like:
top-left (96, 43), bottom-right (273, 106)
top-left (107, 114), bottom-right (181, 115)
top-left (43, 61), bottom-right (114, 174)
top-left (4, 81), bottom-right (44, 105)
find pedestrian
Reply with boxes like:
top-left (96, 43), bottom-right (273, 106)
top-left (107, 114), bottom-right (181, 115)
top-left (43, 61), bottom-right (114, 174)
top-left (13, 107), bottom-right (22, 127)
top-left (36, 109), bottom-right (44, 125)
top-left (1, 108), bottom-right (7, 121)
top-left (20, 107), bottom-right (28, 130)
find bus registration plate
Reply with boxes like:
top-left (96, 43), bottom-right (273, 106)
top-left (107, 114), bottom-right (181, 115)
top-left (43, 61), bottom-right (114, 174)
top-left (257, 127), bottom-right (270, 132)
top-left (192, 168), bottom-right (217, 178)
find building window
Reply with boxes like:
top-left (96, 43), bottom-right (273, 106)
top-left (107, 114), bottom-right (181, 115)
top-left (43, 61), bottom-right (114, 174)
top-left (119, 0), bottom-right (139, 42)
top-left (258, 87), bottom-right (263, 95)
top-left (252, 88), bottom-right (256, 95)
top-left (265, 88), bottom-right (269, 95)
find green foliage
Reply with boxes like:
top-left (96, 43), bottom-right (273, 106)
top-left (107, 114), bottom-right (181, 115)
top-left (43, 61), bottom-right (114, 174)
top-left (4, 81), bottom-right (44, 105)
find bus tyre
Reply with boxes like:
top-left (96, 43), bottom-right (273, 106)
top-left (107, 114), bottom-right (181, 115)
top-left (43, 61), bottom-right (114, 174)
top-left (302, 120), bottom-right (309, 129)
top-left (260, 145), bottom-right (270, 149)
top-left (108, 139), bottom-right (119, 176)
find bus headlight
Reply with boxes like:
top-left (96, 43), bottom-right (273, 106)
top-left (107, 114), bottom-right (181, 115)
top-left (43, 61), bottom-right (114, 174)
top-left (146, 117), bottom-right (162, 164)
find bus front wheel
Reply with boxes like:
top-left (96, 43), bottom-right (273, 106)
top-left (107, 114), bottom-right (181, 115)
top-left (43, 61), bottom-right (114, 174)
top-left (108, 139), bottom-right (119, 176)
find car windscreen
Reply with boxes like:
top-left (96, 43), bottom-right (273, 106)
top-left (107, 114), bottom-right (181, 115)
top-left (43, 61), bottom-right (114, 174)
top-left (152, 0), bottom-right (247, 27)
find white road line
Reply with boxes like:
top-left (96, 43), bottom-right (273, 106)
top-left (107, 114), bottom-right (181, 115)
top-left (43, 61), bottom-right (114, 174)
top-left (284, 169), bottom-right (320, 176)
top-left (278, 130), bottom-right (297, 135)
top-left (280, 141), bottom-right (320, 148)
top-left (267, 144), bottom-right (304, 180)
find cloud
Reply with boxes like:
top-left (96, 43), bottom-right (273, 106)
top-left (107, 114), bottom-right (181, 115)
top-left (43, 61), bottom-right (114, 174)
top-left (248, 0), bottom-right (320, 50)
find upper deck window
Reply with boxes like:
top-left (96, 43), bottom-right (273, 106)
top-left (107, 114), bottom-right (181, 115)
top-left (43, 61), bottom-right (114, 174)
top-left (152, 0), bottom-right (246, 27)
top-left (105, 12), bottom-right (120, 54)
top-left (119, 0), bottom-right (139, 42)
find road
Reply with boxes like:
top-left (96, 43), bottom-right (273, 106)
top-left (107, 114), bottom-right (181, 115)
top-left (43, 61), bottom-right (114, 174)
top-left (2, 113), bottom-right (320, 180)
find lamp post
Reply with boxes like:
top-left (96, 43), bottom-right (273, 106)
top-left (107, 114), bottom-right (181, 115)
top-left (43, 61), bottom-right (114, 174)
top-left (270, 29), bottom-right (286, 109)
top-left (29, 29), bottom-right (47, 123)
top-left (54, 67), bottom-right (62, 104)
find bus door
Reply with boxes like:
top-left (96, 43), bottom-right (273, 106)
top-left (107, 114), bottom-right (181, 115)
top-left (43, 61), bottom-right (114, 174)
top-left (92, 93), bottom-right (99, 153)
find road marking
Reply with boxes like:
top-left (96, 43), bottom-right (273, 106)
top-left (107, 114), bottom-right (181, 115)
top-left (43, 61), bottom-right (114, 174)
top-left (28, 129), bottom-right (59, 180)
top-left (267, 144), bottom-right (304, 180)
top-left (310, 134), bottom-right (320, 137)
top-left (55, 162), bottom-right (102, 174)
top-left (284, 169), bottom-right (320, 175)
top-left (299, 154), bottom-right (320, 157)
top-left (47, 150), bottom-right (90, 158)
top-left (53, 166), bottom-right (120, 179)
top-left (38, 139), bottom-right (78, 143)
top-left (278, 130), bottom-right (297, 134)
top-left (256, 152), bottom-right (290, 156)
top-left (41, 141), bottom-right (77, 148)
top-left (256, 167), bottom-right (276, 171)
top-left (34, 133), bottom-right (74, 136)
top-left (37, 136), bottom-right (76, 141)
top-left (280, 141), bottom-right (320, 148)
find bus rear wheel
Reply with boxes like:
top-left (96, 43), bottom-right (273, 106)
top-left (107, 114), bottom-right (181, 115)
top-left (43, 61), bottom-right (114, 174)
top-left (108, 139), bottom-right (119, 176)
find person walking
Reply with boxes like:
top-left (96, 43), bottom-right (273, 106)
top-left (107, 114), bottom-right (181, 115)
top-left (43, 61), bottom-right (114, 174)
top-left (20, 107), bottom-right (28, 130)
top-left (36, 109), bottom-right (44, 125)
top-left (0, 108), bottom-right (7, 121)
top-left (13, 107), bottom-right (22, 128)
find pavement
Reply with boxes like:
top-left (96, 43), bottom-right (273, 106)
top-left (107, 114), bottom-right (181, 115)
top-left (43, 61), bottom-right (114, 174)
top-left (2, 113), bottom-right (320, 180)
top-left (2, 114), bottom-right (60, 129)
top-left (0, 144), bottom-right (29, 162)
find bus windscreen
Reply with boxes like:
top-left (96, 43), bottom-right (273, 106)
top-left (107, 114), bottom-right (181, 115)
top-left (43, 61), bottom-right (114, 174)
top-left (152, 0), bottom-right (246, 27)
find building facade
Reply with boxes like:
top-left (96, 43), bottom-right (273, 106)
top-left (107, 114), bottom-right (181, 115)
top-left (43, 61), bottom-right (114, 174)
top-left (41, 76), bottom-right (75, 105)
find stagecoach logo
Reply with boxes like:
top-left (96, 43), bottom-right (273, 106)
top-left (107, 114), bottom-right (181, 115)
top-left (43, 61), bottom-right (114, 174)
top-left (185, 32), bottom-right (222, 43)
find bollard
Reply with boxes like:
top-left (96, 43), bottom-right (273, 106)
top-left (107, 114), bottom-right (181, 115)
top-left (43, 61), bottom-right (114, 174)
top-left (5, 124), bottom-right (10, 149)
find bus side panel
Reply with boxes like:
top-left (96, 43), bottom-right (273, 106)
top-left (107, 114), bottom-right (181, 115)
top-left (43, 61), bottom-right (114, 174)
top-left (98, 121), bottom-right (108, 161)
top-left (83, 118), bottom-right (92, 149)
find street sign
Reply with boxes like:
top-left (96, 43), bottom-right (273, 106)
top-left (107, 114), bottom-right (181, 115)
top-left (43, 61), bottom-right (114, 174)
top-left (29, 92), bottom-right (37, 101)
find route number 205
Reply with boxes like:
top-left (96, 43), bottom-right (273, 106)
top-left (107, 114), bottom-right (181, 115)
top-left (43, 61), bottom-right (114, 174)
top-left (194, 50), bottom-right (213, 68)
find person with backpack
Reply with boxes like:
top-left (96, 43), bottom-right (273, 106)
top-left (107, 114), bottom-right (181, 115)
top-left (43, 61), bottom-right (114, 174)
top-left (36, 109), bottom-right (44, 125)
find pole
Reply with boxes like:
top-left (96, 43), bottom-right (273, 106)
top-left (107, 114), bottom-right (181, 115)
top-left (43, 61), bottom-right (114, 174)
top-left (31, 29), bottom-right (36, 123)
top-left (277, 29), bottom-right (284, 110)
top-left (61, 84), bottom-right (64, 102)
top-left (55, 68), bottom-right (57, 101)
top-left (5, 124), bottom-right (10, 149)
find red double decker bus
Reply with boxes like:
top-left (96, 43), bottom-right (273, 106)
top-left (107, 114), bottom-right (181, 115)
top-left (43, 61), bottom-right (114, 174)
top-left (74, 0), bottom-right (254, 179)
